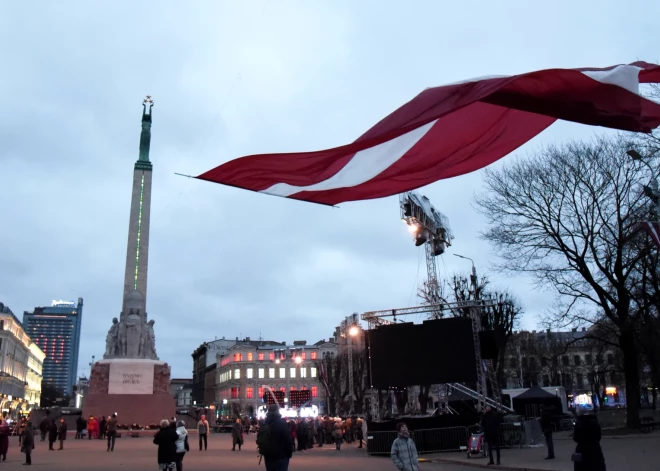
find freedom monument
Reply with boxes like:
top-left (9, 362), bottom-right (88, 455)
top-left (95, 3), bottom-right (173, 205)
top-left (83, 98), bottom-right (175, 425)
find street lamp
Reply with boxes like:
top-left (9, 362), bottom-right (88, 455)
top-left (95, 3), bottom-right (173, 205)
top-left (341, 314), bottom-right (361, 415)
top-left (453, 253), bottom-right (478, 300)
top-left (628, 149), bottom-right (660, 217)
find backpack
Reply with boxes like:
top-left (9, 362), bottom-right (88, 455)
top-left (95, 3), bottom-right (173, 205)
top-left (256, 424), bottom-right (277, 456)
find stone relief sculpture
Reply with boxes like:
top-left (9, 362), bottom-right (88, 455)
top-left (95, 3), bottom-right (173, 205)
top-left (104, 318), bottom-right (119, 357)
top-left (102, 291), bottom-right (159, 360)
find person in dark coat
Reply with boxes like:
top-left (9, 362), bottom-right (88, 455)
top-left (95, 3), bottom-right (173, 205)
top-left (261, 405), bottom-right (293, 471)
top-left (75, 416), bottom-right (86, 439)
top-left (231, 418), bottom-right (243, 451)
top-left (480, 406), bottom-right (502, 466)
top-left (153, 419), bottom-right (178, 470)
top-left (58, 418), bottom-right (68, 450)
top-left (99, 417), bottom-right (107, 440)
top-left (0, 419), bottom-right (9, 461)
top-left (39, 417), bottom-right (49, 442)
top-left (540, 405), bottom-right (555, 459)
top-left (573, 412), bottom-right (606, 471)
top-left (296, 419), bottom-right (308, 452)
top-left (48, 420), bottom-right (58, 451)
top-left (21, 420), bottom-right (34, 465)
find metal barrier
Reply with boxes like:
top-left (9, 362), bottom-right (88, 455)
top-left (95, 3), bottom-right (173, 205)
top-left (366, 430), bottom-right (399, 456)
top-left (413, 426), bottom-right (471, 453)
top-left (498, 422), bottom-right (526, 448)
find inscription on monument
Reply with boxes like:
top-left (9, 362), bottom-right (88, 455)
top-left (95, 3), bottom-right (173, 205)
top-left (108, 362), bottom-right (154, 395)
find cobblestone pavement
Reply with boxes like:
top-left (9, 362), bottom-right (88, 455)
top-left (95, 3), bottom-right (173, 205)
top-left (0, 433), bottom-right (484, 471)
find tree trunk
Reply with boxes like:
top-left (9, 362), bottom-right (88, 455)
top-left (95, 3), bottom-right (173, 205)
top-left (620, 328), bottom-right (641, 428)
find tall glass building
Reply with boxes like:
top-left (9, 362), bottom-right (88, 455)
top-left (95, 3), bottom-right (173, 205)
top-left (22, 298), bottom-right (83, 394)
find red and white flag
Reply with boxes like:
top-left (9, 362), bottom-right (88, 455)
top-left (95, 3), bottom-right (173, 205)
top-left (197, 62), bottom-right (660, 206)
top-left (638, 221), bottom-right (660, 248)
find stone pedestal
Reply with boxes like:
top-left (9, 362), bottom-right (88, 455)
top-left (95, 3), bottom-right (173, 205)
top-left (83, 359), bottom-right (175, 426)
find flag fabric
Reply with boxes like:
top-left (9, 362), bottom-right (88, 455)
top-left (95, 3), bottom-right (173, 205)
top-left (638, 221), bottom-right (660, 248)
top-left (197, 62), bottom-right (660, 206)
top-left (319, 360), bottom-right (331, 396)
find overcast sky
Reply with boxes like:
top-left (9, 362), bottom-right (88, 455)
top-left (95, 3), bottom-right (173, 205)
top-left (1, 1), bottom-right (658, 379)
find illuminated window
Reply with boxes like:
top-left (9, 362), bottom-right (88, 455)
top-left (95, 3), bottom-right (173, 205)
top-left (290, 368), bottom-right (296, 379)
top-left (301, 352), bottom-right (306, 360)
top-left (269, 368), bottom-right (275, 379)
top-left (269, 352), bottom-right (275, 360)
top-left (258, 387), bottom-right (264, 398)
top-left (231, 387), bottom-right (238, 399)
top-left (279, 368), bottom-right (286, 379)
top-left (234, 368), bottom-right (241, 380)
top-left (246, 387), bottom-right (254, 399)
top-left (248, 352), bottom-right (253, 361)
top-left (290, 386), bottom-right (296, 391)
top-left (258, 368), bottom-right (265, 379)
top-left (279, 387), bottom-right (286, 393)
top-left (300, 367), bottom-right (307, 378)
top-left (247, 368), bottom-right (253, 379)
top-left (310, 351), bottom-right (317, 360)
top-left (258, 353), bottom-right (265, 361)
top-left (310, 367), bottom-right (317, 378)
top-left (312, 386), bottom-right (318, 397)
top-left (233, 353), bottom-right (243, 362)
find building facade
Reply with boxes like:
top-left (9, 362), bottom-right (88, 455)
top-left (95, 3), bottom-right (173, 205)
top-left (0, 302), bottom-right (46, 414)
top-left (215, 339), bottom-right (338, 415)
top-left (22, 298), bottom-right (83, 394)
top-left (170, 378), bottom-right (193, 407)
top-left (502, 328), bottom-right (625, 408)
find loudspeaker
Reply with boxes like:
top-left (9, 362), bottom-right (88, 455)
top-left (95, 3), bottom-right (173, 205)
top-left (479, 331), bottom-right (498, 360)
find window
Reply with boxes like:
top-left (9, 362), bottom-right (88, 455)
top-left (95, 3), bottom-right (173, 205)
top-left (509, 358), bottom-right (517, 368)
top-left (301, 352), bottom-right (306, 360)
top-left (269, 352), bottom-right (275, 361)
top-left (300, 367), bottom-right (307, 378)
top-left (258, 353), bottom-right (265, 361)
top-left (311, 352), bottom-right (317, 360)
top-left (596, 354), bottom-right (603, 364)
top-left (585, 355), bottom-right (592, 365)
top-left (234, 368), bottom-right (241, 380)
top-left (563, 373), bottom-right (573, 387)
top-left (269, 368), bottom-right (275, 379)
top-left (279, 367), bottom-right (286, 378)
top-left (233, 353), bottom-right (243, 362)
top-left (529, 357), bottom-right (537, 370)
top-left (247, 368), bottom-right (253, 379)
top-left (521, 357), bottom-right (528, 368)
top-left (542, 375), bottom-right (550, 387)
top-left (574, 355), bottom-right (581, 366)
top-left (310, 367), bottom-right (317, 378)
top-left (290, 367), bottom-right (296, 379)
top-left (562, 356), bottom-right (569, 366)
top-left (258, 368), bottom-right (265, 379)
top-left (246, 387), bottom-right (253, 399)
top-left (279, 387), bottom-right (286, 393)
top-left (231, 387), bottom-right (238, 399)
top-left (311, 386), bottom-right (318, 397)
top-left (577, 373), bottom-right (584, 389)
top-left (290, 386), bottom-right (296, 391)
top-left (610, 371), bottom-right (618, 383)
top-left (541, 357), bottom-right (547, 367)
top-left (607, 354), bottom-right (614, 365)
top-left (248, 352), bottom-right (253, 361)
top-left (258, 387), bottom-right (264, 398)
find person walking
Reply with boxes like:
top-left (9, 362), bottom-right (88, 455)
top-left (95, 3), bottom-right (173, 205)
top-left (540, 406), bottom-right (555, 460)
top-left (21, 420), bottom-right (34, 465)
top-left (390, 422), bottom-right (419, 471)
top-left (357, 417), bottom-right (367, 448)
top-left (197, 415), bottom-right (209, 451)
top-left (39, 417), bottom-right (49, 442)
top-left (99, 416), bottom-right (107, 440)
top-left (0, 419), bottom-right (9, 461)
top-left (174, 420), bottom-right (189, 471)
top-left (106, 414), bottom-right (118, 452)
top-left (481, 406), bottom-right (502, 466)
top-left (231, 418), bottom-right (243, 451)
top-left (57, 418), bottom-right (68, 450)
top-left (257, 404), bottom-right (293, 471)
top-left (572, 411), bottom-right (606, 471)
top-left (153, 419), bottom-right (178, 471)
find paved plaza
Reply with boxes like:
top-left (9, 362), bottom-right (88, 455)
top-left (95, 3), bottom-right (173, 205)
top-left (0, 432), bottom-right (476, 471)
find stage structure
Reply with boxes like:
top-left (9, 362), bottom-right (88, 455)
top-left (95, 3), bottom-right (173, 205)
top-left (362, 301), bottom-right (513, 418)
top-left (399, 192), bottom-right (454, 319)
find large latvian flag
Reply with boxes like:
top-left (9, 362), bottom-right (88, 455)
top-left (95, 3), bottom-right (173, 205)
top-left (639, 221), bottom-right (660, 248)
top-left (197, 62), bottom-right (660, 206)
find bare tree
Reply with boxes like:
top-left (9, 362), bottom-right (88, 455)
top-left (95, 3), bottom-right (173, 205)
top-left (475, 136), bottom-right (657, 427)
top-left (448, 273), bottom-right (523, 388)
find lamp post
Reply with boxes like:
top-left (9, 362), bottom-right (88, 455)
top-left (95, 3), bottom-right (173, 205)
top-left (453, 254), bottom-right (478, 300)
top-left (627, 149), bottom-right (660, 217)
